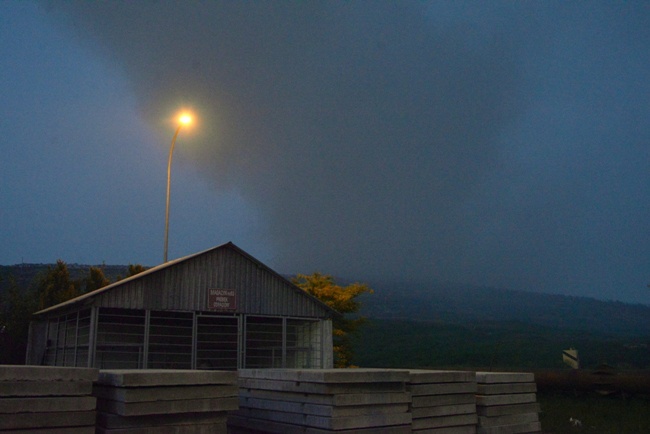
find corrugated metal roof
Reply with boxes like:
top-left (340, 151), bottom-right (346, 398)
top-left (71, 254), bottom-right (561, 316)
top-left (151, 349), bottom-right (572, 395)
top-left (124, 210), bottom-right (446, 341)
top-left (33, 242), bottom-right (338, 318)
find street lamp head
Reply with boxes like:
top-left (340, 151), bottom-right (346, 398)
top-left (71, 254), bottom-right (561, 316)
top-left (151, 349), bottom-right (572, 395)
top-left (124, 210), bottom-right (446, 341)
top-left (178, 113), bottom-right (192, 126)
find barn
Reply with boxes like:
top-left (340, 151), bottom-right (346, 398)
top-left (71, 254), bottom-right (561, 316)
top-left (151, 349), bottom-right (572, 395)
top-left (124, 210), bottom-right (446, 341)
top-left (26, 242), bottom-right (336, 370)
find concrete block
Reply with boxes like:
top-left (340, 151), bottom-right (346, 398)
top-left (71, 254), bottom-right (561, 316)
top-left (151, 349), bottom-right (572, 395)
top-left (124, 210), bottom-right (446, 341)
top-left (475, 372), bottom-right (535, 384)
top-left (411, 403), bottom-right (476, 419)
top-left (478, 412), bottom-right (539, 427)
top-left (240, 396), bottom-right (408, 417)
top-left (97, 369), bottom-right (237, 387)
top-left (477, 383), bottom-right (536, 395)
top-left (227, 414), bottom-right (412, 434)
top-left (0, 428), bottom-right (95, 434)
top-left (0, 410), bottom-right (96, 430)
top-left (304, 402), bottom-right (409, 417)
top-left (407, 370), bottom-right (476, 384)
top-left (412, 413), bottom-right (477, 430)
top-left (413, 425), bottom-right (477, 434)
top-left (0, 365), bottom-right (98, 382)
top-left (238, 368), bottom-right (410, 384)
top-left (409, 382), bottom-right (477, 396)
top-left (93, 384), bottom-right (238, 402)
top-left (411, 393), bottom-right (476, 408)
top-left (240, 388), bottom-right (412, 406)
top-left (95, 422), bottom-right (228, 434)
top-left (0, 380), bottom-right (93, 397)
top-left (476, 402), bottom-right (540, 417)
top-left (97, 411), bottom-right (227, 429)
top-left (477, 421), bottom-right (542, 434)
top-left (234, 406), bottom-right (412, 430)
top-left (239, 377), bottom-right (406, 394)
top-left (475, 393), bottom-right (536, 407)
top-left (97, 396), bottom-right (238, 416)
top-left (0, 396), bottom-right (96, 413)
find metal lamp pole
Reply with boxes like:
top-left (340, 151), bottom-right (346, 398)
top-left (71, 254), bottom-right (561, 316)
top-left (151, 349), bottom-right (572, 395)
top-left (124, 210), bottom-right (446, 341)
top-left (164, 115), bottom-right (191, 263)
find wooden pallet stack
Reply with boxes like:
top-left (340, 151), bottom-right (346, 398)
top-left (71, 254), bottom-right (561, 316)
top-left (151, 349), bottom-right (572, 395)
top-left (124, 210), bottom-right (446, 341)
top-left (0, 365), bottom-right (98, 434)
top-left (229, 368), bottom-right (413, 433)
top-left (408, 369), bottom-right (478, 434)
top-left (93, 369), bottom-right (238, 434)
top-left (475, 372), bottom-right (541, 434)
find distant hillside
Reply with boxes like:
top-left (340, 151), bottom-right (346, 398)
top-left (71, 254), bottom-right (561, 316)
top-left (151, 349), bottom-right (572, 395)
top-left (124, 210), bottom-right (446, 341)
top-left (360, 281), bottom-right (650, 337)
top-left (0, 263), bottom-right (133, 292)
top-left (3, 264), bottom-right (648, 338)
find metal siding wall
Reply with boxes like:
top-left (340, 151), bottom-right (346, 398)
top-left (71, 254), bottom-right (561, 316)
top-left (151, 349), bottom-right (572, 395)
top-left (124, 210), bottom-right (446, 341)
top-left (89, 245), bottom-right (330, 318)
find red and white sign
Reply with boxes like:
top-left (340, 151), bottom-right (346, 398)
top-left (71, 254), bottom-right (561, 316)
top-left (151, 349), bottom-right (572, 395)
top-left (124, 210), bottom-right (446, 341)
top-left (207, 288), bottom-right (237, 311)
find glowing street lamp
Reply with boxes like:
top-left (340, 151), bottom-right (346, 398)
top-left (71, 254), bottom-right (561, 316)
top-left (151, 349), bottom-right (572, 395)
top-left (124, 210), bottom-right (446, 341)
top-left (163, 113), bottom-right (192, 263)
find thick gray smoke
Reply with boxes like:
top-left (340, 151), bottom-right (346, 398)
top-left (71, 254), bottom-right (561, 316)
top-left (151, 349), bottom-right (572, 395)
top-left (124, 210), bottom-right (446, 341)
top-left (42, 1), bottom-right (650, 303)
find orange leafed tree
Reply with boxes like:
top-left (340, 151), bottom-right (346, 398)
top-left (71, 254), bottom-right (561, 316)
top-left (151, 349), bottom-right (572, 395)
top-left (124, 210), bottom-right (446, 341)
top-left (292, 272), bottom-right (373, 367)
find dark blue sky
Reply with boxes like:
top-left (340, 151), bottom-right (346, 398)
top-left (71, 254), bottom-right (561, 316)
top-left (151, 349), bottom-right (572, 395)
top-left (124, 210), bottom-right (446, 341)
top-left (2, 1), bottom-right (649, 305)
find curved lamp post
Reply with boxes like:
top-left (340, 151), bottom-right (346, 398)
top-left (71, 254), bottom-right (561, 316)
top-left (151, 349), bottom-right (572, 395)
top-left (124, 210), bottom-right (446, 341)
top-left (164, 113), bottom-right (192, 263)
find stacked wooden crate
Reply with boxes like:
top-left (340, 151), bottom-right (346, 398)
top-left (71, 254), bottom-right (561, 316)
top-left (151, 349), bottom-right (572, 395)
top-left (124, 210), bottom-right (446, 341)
top-left (229, 368), bottom-right (413, 433)
top-left (475, 372), bottom-right (541, 434)
top-left (408, 369), bottom-right (478, 433)
top-left (94, 369), bottom-right (238, 434)
top-left (0, 365), bottom-right (98, 434)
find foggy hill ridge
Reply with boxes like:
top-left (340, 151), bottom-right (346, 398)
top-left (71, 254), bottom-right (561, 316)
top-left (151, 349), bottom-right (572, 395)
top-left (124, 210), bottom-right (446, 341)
top-left (360, 281), bottom-right (650, 337)
top-left (2, 263), bottom-right (648, 337)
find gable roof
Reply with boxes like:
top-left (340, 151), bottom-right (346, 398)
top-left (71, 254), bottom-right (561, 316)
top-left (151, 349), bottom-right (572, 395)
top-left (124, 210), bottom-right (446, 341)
top-left (33, 242), bottom-right (338, 318)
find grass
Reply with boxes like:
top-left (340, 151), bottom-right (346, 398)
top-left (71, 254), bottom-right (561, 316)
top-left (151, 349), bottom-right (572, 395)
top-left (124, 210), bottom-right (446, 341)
top-left (538, 391), bottom-right (650, 433)
top-left (351, 318), bottom-right (650, 432)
